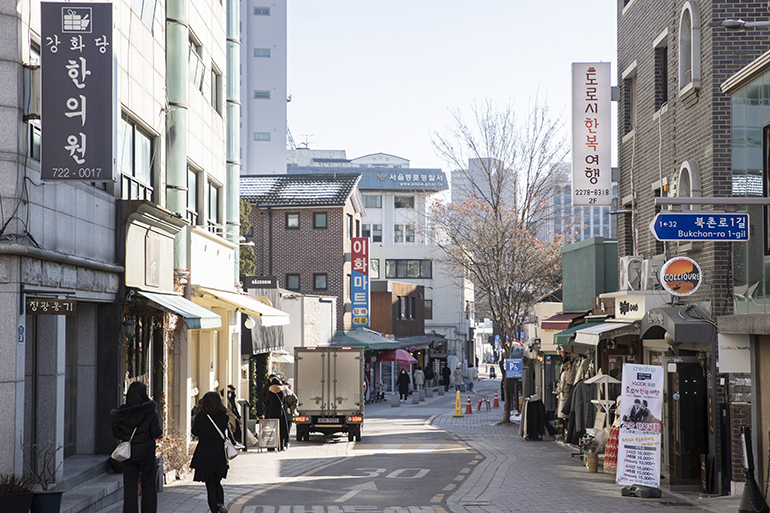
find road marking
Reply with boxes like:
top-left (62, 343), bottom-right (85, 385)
top-left (353, 443), bottom-right (468, 454)
top-left (460, 468), bottom-right (470, 474)
top-left (241, 507), bottom-right (441, 513)
top-left (442, 485), bottom-right (455, 491)
top-left (453, 476), bottom-right (465, 482)
top-left (334, 481), bottom-right (378, 503)
top-left (430, 495), bottom-right (444, 503)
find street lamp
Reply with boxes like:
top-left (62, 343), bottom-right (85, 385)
top-left (121, 317), bottom-right (136, 345)
top-left (712, 19), bottom-right (770, 31)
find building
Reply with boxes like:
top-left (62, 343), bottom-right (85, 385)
top-left (240, 173), bottom-right (364, 332)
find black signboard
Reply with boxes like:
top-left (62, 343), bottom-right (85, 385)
top-left (41, 2), bottom-right (113, 181)
top-left (241, 275), bottom-right (277, 290)
top-left (26, 297), bottom-right (77, 315)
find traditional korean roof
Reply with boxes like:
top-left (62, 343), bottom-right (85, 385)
top-left (240, 174), bottom-right (361, 207)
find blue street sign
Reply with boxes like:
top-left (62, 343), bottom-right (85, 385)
top-left (649, 212), bottom-right (749, 241)
top-left (504, 358), bottom-right (523, 379)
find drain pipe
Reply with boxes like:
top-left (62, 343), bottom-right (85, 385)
top-left (225, 0), bottom-right (241, 280)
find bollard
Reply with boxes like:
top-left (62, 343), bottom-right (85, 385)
top-left (390, 394), bottom-right (400, 407)
top-left (465, 397), bottom-right (473, 415)
top-left (425, 387), bottom-right (433, 398)
top-left (493, 391), bottom-right (500, 408)
top-left (418, 390), bottom-right (426, 401)
top-left (438, 387), bottom-right (445, 396)
top-left (411, 394), bottom-right (419, 404)
top-left (453, 391), bottom-right (463, 417)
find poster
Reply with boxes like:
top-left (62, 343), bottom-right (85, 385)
top-left (616, 363), bottom-right (664, 488)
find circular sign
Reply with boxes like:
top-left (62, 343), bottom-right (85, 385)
top-left (659, 257), bottom-right (702, 296)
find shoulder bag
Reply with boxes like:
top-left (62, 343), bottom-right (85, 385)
top-left (208, 414), bottom-right (238, 460)
top-left (111, 427), bottom-right (137, 462)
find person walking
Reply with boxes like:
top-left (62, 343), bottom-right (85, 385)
top-left (265, 376), bottom-right (289, 450)
top-left (191, 391), bottom-right (231, 513)
top-left (424, 365), bottom-right (434, 388)
top-left (441, 365), bottom-right (451, 392)
top-left (283, 381), bottom-right (298, 437)
top-left (454, 364), bottom-right (464, 391)
top-left (110, 381), bottom-right (162, 513)
top-left (396, 369), bottom-right (410, 402)
top-left (226, 385), bottom-right (242, 444)
top-left (413, 366), bottom-right (425, 391)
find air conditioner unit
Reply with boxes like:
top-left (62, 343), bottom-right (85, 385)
top-left (619, 256), bottom-right (644, 291)
top-left (641, 259), bottom-right (664, 290)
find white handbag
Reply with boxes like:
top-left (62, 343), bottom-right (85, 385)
top-left (111, 427), bottom-right (137, 462)
top-left (208, 414), bottom-right (238, 460)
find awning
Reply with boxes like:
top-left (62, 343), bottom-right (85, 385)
top-left (540, 312), bottom-right (589, 330)
top-left (554, 320), bottom-right (605, 345)
top-left (136, 290), bottom-right (221, 330)
top-left (196, 287), bottom-right (290, 327)
top-left (395, 334), bottom-right (445, 350)
top-left (334, 329), bottom-right (403, 351)
top-left (574, 321), bottom-right (640, 346)
top-left (640, 305), bottom-right (715, 343)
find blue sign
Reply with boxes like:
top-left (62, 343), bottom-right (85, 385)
top-left (649, 212), bottom-right (749, 241)
top-left (504, 358), bottom-right (523, 378)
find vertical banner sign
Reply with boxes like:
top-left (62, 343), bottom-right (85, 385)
top-left (617, 363), bottom-right (664, 488)
top-left (351, 237), bottom-right (370, 328)
top-left (41, 2), bottom-right (113, 181)
top-left (572, 62), bottom-right (611, 206)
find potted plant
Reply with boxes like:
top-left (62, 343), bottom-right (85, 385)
top-left (23, 439), bottom-right (64, 513)
top-left (0, 473), bottom-right (35, 513)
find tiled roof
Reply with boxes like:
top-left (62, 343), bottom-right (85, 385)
top-left (240, 174), bottom-right (361, 207)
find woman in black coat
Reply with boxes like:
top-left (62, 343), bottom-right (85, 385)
top-left (396, 369), bottom-right (410, 402)
top-left (110, 381), bottom-right (162, 513)
top-left (265, 377), bottom-right (289, 450)
top-left (191, 392), bottom-right (231, 513)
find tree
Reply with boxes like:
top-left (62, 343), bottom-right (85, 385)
top-left (240, 199), bottom-right (256, 276)
top-left (430, 98), bottom-right (567, 423)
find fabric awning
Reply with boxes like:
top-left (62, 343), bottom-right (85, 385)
top-left (196, 287), bottom-right (290, 327)
top-left (540, 312), bottom-right (589, 330)
top-left (334, 329), bottom-right (404, 351)
top-left (554, 320), bottom-right (604, 345)
top-left (574, 321), bottom-right (640, 346)
top-left (136, 290), bottom-right (221, 330)
top-left (640, 305), bottom-right (715, 343)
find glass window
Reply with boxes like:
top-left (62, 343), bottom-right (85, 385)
top-left (395, 195), bottom-right (415, 208)
top-left (286, 274), bottom-right (300, 290)
top-left (254, 132), bottom-right (270, 141)
top-left (424, 299), bottom-right (433, 320)
top-left (362, 224), bottom-right (371, 238)
top-left (372, 224), bottom-right (382, 243)
top-left (286, 213), bottom-right (299, 229)
top-left (120, 115), bottom-right (154, 200)
top-left (254, 90), bottom-right (270, 99)
top-left (370, 258), bottom-right (380, 279)
top-left (654, 45), bottom-right (668, 110)
top-left (208, 181), bottom-right (221, 230)
top-left (254, 48), bottom-right (271, 57)
top-left (211, 66), bottom-right (223, 114)
top-left (314, 273), bottom-right (327, 290)
top-left (187, 167), bottom-right (199, 225)
top-left (254, 7), bottom-right (270, 15)
top-left (30, 123), bottom-right (41, 161)
top-left (394, 224), bottom-right (403, 243)
top-left (314, 212), bottom-right (327, 229)
top-left (189, 39), bottom-right (205, 91)
top-left (405, 224), bottom-right (415, 243)
top-left (131, 0), bottom-right (156, 31)
top-left (347, 214), bottom-right (353, 239)
top-left (363, 195), bottom-right (382, 208)
top-left (678, 3), bottom-right (700, 91)
top-left (385, 259), bottom-right (432, 279)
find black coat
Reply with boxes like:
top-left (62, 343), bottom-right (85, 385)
top-left (265, 384), bottom-right (287, 421)
top-left (110, 400), bottom-right (162, 461)
top-left (190, 412), bottom-right (230, 473)
top-left (397, 372), bottom-right (410, 394)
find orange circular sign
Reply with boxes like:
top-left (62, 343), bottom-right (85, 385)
top-left (659, 257), bottom-right (702, 296)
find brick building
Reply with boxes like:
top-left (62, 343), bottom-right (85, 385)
top-left (240, 174), bottom-right (364, 332)
top-left (616, 0), bottom-right (770, 495)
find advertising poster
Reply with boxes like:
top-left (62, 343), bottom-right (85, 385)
top-left (616, 363), bottom-right (664, 488)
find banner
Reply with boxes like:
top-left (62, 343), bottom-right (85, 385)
top-left (616, 363), bottom-right (664, 488)
top-left (350, 237), bottom-right (370, 327)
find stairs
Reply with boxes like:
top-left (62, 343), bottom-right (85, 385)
top-left (59, 456), bottom-right (124, 513)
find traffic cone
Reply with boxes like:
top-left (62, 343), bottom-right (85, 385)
top-left (453, 390), bottom-right (463, 417)
top-left (493, 391), bottom-right (500, 408)
top-left (465, 397), bottom-right (473, 415)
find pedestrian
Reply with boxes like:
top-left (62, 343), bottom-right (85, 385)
top-left (226, 385), bottom-right (242, 443)
top-left (396, 369), bottom-right (410, 402)
top-left (413, 366), bottom-right (425, 391)
top-left (441, 365), bottom-right (451, 392)
top-left (454, 364), bottom-right (463, 391)
top-left (283, 381), bottom-right (298, 436)
top-left (110, 381), bottom-right (162, 513)
top-left (265, 376), bottom-right (289, 450)
top-left (191, 391), bottom-right (231, 513)
top-left (424, 365), bottom-right (434, 388)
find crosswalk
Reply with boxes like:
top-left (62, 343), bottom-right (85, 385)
top-left (351, 443), bottom-right (470, 454)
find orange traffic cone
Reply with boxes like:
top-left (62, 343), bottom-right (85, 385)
top-left (465, 397), bottom-right (473, 415)
top-left (493, 392), bottom-right (500, 408)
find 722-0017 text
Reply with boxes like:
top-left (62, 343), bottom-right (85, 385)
top-left (51, 168), bottom-right (104, 178)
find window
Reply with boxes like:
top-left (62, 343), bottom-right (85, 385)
top-left (314, 273), bottom-right (328, 290)
top-left (678, 2), bottom-right (700, 92)
top-left (253, 90), bottom-right (271, 99)
top-left (405, 224), bottom-right (415, 243)
top-left (347, 214), bottom-right (353, 239)
top-left (385, 259), bottom-right (432, 279)
top-left (372, 224), bottom-right (382, 242)
top-left (622, 62), bottom-right (637, 135)
top-left (362, 224), bottom-right (371, 238)
top-left (254, 48), bottom-right (271, 57)
top-left (363, 195), bottom-right (382, 208)
top-left (120, 115), bottom-right (154, 200)
top-left (314, 212), bottom-right (327, 229)
top-left (397, 296), bottom-right (415, 320)
top-left (424, 299), bottom-right (433, 320)
top-left (654, 33), bottom-right (668, 111)
top-left (370, 258), bottom-right (380, 279)
top-left (395, 195), bottom-right (414, 208)
top-left (394, 224), bottom-right (403, 243)
top-left (187, 167), bottom-right (199, 225)
top-left (208, 181), bottom-right (221, 232)
top-left (254, 132), bottom-right (270, 141)
top-left (30, 123), bottom-right (41, 161)
top-left (286, 213), bottom-right (299, 229)
top-left (211, 66), bottom-right (223, 114)
top-left (189, 38), bottom-right (205, 91)
top-left (286, 274), bottom-right (300, 290)
top-left (254, 7), bottom-right (270, 15)
top-left (131, 0), bottom-right (156, 31)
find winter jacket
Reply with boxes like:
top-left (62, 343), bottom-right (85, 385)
top-left (110, 400), bottom-right (162, 461)
top-left (396, 372), bottom-right (410, 394)
top-left (413, 369), bottom-right (425, 386)
top-left (190, 412), bottom-right (230, 473)
top-left (265, 384), bottom-right (287, 420)
top-left (453, 368), bottom-right (463, 385)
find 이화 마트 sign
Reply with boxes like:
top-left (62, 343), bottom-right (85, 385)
top-left (350, 237), bottom-right (370, 327)
top-left (659, 257), bottom-right (702, 296)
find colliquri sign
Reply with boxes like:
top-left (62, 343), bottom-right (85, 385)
top-left (659, 257), bottom-right (702, 296)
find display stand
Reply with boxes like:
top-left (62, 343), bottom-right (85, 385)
top-left (257, 418), bottom-right (280, 451)
top-left (585, 373), bottom-right (620, 430)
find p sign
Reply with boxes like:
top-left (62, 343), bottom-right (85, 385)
top-left (504, 358), bottom-right (523, 378)
top-left (351, 237), bottom-right (370, 328)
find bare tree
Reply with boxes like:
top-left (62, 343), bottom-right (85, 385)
top-left (430, 98), bottom-right (567, 422)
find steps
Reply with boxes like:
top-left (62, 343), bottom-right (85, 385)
top-left (59, 456), bottom-right (124, 513)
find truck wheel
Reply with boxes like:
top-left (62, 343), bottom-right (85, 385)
top-left (355, 428), bottom-right (362, 442)
top-left (348, 431), bottom-right (354, 442)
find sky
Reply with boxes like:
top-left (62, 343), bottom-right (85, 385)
top-left (286, 1), bottom-right (617, 171)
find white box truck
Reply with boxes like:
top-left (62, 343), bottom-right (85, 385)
top-left (293, 346), bottom-right (365, 442)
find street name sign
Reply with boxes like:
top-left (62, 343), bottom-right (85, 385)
top-left (649, 212), bottom-right (749, 242)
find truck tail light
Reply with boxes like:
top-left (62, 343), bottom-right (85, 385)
top-left (346, 416), bottom-right (363, 423)
top-left (294, 416), bottom-right (310, 423)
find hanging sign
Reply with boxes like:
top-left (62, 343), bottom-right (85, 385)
top-left (351, 237), bottom-right (370, 327)
top-left (617, 363), bottom-right (664, 488)
top-left (659, 257), bottom-right (702, 296)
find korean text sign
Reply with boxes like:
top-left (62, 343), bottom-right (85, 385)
top-left (617, 364), bottom-right (664, 488)
top-left (41, 2), bottom-right (113, 181)
top-left (571, 62), bottom-right (611, 206)
top-left (351, 237), bottom-right (370, 328)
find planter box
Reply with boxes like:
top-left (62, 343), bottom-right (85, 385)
top-left (0, 492), bottom-right (34, 513)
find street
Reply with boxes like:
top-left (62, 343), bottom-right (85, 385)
top-left (108, 379), bottom-right (740, 513)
